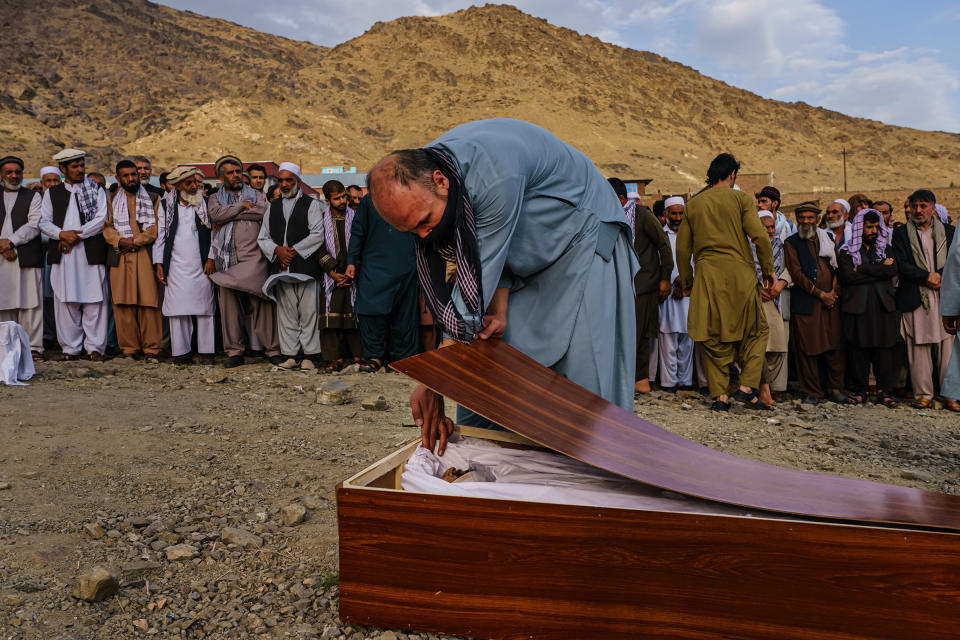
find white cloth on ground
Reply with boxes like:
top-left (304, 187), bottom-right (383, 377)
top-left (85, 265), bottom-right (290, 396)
top-left (0, 307), bottom-right (42, 354)
top-left (0, 321), bottom-right (34, 385)
top-left (402, 435), bottom-right (777, 517)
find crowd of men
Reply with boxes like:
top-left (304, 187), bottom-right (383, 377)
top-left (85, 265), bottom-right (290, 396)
top-left (0, 149), bottom-right (421, 374)
top-left (3, 145), bottom-right (960, 413)
top-left (611, 156), bottom-right (960, 412)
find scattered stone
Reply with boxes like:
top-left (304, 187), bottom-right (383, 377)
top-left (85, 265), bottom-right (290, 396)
top-left (133, 618), bottom-right (149, 631)
top-left (676, 389), bottom-right (701, 399)
top-left (900, 469), bottom-right (933, 482)
top-left (281, 503), bottom-right (307, 527)
top-left (69, 367), bottom-right (97, 379)
top-left (204, 374), bottom-right (228, 384)
top-left (766, 418), bottom-right (781, 425)
top-left (165, 543), bottom-right (199, 561)
top-left (788, 420), bottom-right (815, 430)
top-left (300, 495), bottom-right (325, 509)
top-left (680, 402), bottom-right (692, 410)
top-left (221, 527), bottom-right (262, 548)
top-left (361, 395), bottom-right (389, 411)
top-left (0, 482), bottom-right (10, 490)
top-left (317, 378), bottom-right (351, 406)
top-left (378, 631), bottom-right (398, 640)
top-left (83, 523), bottom-right (105, 539)
top-left (6, 593), bottom-right (22, 607)
top-left (71, 566), bottom-right (119, 602)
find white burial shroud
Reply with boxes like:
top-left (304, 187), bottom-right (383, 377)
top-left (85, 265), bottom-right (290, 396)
top-left (402, 434), bottom-right (785, 518)
top-left (0, 321), bottom-right (35, 385)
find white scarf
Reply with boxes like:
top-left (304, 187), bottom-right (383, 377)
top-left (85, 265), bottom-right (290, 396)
top-left (111, 186), bottom-right (155, 238)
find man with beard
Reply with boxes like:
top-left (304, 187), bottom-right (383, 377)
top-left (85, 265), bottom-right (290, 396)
top-left (131, 155), bottom-right (164, 199)
top-left (754, 211), bottom-right (791, 405)
top-left (208, 155), bottom-right (282, 368)
top-left (838, 209), bottom-right (899, 408)
top-left (784, 201), bottom-right (848, 405)
top-left (346, 184), bottom-right (363, 210)
top-left (257, 163), bottom-right (324, 370)
top-left (677, 153), bottom-right (773, 411)
top-left (657, 196), bottom-right (697, 391)
top-left (38, 149), bottom-right (110, 360)
top-left (892, 189), bottom-right (956, 409)
top-left (874, 200), bottom-right (896, 228)
top-left (154, 166), bottom-right (216, 364)
top-left (608, 177), bottom-right (671, 394)
top-left (247, 164), bottom-right (267, 193)
top-left (823, 200), bottom-right (849, 247)
top-left (370, 120), bottom-right (639, 453)
top-left (38, 166), bottom-right (62, 350)
top-left (317, 180), bottom-right (362, 371)
top-left (0, 156), bottom-right (44, 359)
top-left (102, 160), bottom-right (161, 362)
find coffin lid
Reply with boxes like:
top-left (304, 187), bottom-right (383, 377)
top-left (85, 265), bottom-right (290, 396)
top-left (391, 339), bottom-right (960, 531)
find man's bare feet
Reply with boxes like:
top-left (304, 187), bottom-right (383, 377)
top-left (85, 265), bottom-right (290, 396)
top-left (757, 383), bottom-right (775, 406)
top-left (634, 378), bottom-right (651, 394)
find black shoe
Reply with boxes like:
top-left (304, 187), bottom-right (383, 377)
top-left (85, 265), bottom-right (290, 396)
top-left (224, 355), bottom-right (244, 368)
top-left (733, 389), bottom-right (773, 411)
top-left (802, 394), bottom-right (819, 405)
top-left (268, 355), bottom-right (286, 366)
top-left (246, 349), bottom-right (266, 360)
top-left (710, 400), bottom-right (730, 412)
top-left (171, 354), bottom-right (193, 365)
top-left (198, 354), bottom-right (215, 365)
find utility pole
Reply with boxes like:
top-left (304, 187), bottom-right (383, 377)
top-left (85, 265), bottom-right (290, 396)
top-left (842, 147), bottom-right (848, 192)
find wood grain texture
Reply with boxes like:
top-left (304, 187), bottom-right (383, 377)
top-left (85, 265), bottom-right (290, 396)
top-left (338, 487), bottom-right (960, 640)
top-left (391, 339), bottom-right (960, 530)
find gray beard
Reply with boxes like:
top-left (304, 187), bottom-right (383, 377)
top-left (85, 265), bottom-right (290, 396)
top-left (281, 188), bottom-right (299, 199)
top-left (828, 219), bottom-right (845, 230)
top-left (798, 223), bottom-right (816, 240)
top-left (667, 221), bottom-right (681, 230)
top-left (1, 179), bottom-right (17, 191)
top-left (180, 190), bottom-right (203, 207)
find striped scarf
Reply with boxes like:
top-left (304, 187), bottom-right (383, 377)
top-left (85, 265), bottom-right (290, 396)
top-left (211, 184), bottom-right (258, 271)
top-left (321, 204), bottom-right (356, 312)
top-left (74, 177), bottom-right (102, 224)
top-left (622, 199), bottom-right (636, 238)
top-left (111, 186), bottom-right (155, 238)
top-left (415, 147), bottom-right (483, 342)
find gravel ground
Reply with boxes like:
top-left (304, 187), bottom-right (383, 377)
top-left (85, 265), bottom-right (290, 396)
top-left (0, 358), bottom-right (957, 639)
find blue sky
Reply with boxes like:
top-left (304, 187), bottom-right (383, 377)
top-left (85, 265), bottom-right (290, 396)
top-left (160, 0), bottom-right (960, 133)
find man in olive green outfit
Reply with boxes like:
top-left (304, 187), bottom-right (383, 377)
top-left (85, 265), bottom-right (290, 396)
top-left (676, 154), bottom-right (774, 411)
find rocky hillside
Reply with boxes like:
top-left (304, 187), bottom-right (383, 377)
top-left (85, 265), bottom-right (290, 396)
top-left (2, 1), bottom-right (958, 192)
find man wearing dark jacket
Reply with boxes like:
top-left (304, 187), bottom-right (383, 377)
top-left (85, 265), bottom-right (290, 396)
top-left (838, 209), bottom-right (899, 407)
top-left (891, 189), bottom-right (955, 409)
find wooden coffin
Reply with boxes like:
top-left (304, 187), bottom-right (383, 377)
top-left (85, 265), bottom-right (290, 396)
top-left (338, 341), bottom-right (960, 640)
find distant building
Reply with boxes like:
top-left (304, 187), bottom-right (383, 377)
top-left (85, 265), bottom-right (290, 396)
top-left (736, 172), bottom-right (775, 198)
top-left (621, 178), bottom-right (654, 197)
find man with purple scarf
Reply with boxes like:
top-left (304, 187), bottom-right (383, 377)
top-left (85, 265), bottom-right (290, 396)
top-left (369, 119), bottom-right (639, 455)
top-left (838, 209), bottom-right (900, 407)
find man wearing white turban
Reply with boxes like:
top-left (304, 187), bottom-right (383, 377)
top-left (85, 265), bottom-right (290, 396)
top-left (657, 196), bottom-right (699, 390)
top-left (257, 162), bottom-right (325, 370)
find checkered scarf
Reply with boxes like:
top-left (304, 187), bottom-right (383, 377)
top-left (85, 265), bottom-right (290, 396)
top-left (111, 185), bottom-right (155, 238)
top-left (211, 184), bottom-right (258, 271)
top-left (74, 177), bottom-right (101, 224)
top-left (414, 147), bottom-right (483, 342)
top-left (321, 203), bottom-right (356, 312)
top-left (622, 199), bottom-right (636, 238)
top-left (839, 208), bottom-right (890, 267)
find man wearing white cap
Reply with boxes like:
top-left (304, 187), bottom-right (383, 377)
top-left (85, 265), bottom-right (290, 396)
top-left (154, 166), bottom-right (216, 364)
top-left (657, 196), bottom-right (699, 390)
top-left (38, 166), bottom-right (62, 348)
top-left (0, 156), bottom-right (44, 359)
top-left (257, 162), bottom-right (324, 370)
top-left (38, 149), bottom-right (110, 360)
top-left (208, 154), bottom-right (281, 368)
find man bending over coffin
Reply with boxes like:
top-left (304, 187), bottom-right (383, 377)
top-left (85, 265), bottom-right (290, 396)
top-left (370, 118), bottom-right (640, 454)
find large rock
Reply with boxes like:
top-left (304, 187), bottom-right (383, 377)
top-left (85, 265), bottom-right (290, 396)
top-left (281, 503), bottom-right (307, 527)
top-left (71, 566), bottom-right (119, 602)
top-left (361, 395), bottom-right (388, 411)
top-left (164, 544), bottom-right (198, 561)
top-left (316, 378), bottom-right (351, 406)
top-left (221, 527), bottom-right (262, 548)
top-left (82, 523), bottom-right (104, 540)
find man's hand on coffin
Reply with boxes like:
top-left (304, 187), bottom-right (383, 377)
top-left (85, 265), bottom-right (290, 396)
top-left (477, 286), bottom-right (508, 340)
top-left (411, 384), bottom-right (454, 455)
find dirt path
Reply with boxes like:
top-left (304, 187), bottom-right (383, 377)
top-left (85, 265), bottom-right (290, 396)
top-left (1, 359), bottom-right (957, 639)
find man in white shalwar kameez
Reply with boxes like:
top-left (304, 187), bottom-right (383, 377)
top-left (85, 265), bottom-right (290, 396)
top-left (38, 149), bottom-right (109, 360)
top-left (658, 197), bottom-right (697, 390)
top-left (257, 162), bottom-right (325, 370)
top-left (153, 166), bottom-right (216, 364)
top-left (0, 156), bottom-right (44, 358)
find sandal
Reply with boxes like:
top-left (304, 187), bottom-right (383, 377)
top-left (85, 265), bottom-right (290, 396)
top-left (875, 393), bottom-right (899, 409)
top-left (357, 359), bottom-right (382, 373)
top-left (732, 389), bottom-right (773, 411)
top-left (829, 392), bottom-right (852, 404)
top-left (324, 359), bottom-right (345, 373)
top-left (846, 393), bottom-right (865, 405)
top-left (31, 351), bottom-right (44, 362)
top-left (710, 400), bottom-right (730, 412)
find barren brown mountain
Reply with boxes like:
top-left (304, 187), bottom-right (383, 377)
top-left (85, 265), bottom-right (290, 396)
top-left (3, 0), bottom-right (959, 194)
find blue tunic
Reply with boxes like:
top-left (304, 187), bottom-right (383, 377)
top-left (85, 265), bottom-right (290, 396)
top-left (939, 239), bottom-right (960, 400)
top-left (429, 119), bottom-right (639, 413)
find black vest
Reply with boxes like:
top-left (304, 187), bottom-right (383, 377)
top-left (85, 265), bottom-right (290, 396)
top-left (46, 183), bottom-right (108, 265)
top-left (0, 187), bottom-right (43, 268)
top-left (160, 198), bottom-right (211, 276)
top-left (268, 195), bottom-right (322, 279)
top-left (786, 233), bottom-right (833, 316)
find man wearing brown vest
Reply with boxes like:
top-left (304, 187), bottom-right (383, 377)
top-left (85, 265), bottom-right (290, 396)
top-left (0, 156), bottom-right (44, 359)
top-left (38, 149), bottom-right (110, 361)
top-left (257, 162), bottom-right (324, 370)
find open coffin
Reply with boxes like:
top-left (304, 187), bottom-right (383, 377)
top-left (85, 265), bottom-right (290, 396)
top-left (338, 340), bottom-right (960, 640)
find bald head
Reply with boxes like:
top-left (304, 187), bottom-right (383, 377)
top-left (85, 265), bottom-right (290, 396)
top-left (369, 151), bottom-right (450, 238)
